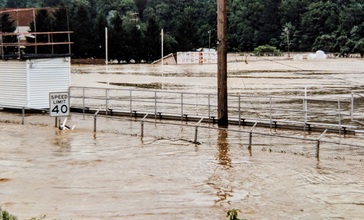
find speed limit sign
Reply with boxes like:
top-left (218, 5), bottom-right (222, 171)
top-left (49, 92), bottom-right (70, 117)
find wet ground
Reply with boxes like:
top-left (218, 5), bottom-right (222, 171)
top-left (1, 56), bottom-right (364, 219)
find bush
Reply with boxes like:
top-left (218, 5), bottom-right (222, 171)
top-left (1, 208), bottom-right (18, 220)
top-left (253, 45), bottom-right (283, 56)
top-left (227, 209), bottom-right (247, 220)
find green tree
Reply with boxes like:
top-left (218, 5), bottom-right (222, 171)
top-left (135, 0), bottom-right (148, 20)
top-left (257, 0), bottom-right (281, 46)
top-left (350, 24), bottom-right (364, 57)
top-left (337, 0), bottom-right (364, 56)
top-left (52, 2), bottom-right (71, 54)
top-left (195, 0), bottom-right (216, 49)
top-left (95, 13), bottom-right (107, 59)
top-left (228, 0), bottom-right (262, 51)
top-left (279, 0), bottom-right (310, 51)
top-left (175, 13), bottom-right (198, 51)
top-left (1, 208), bottom-right (18, 220)
top-left (28, 9), bottom-right (54, 54)
top-left (0, 12), bottom-right (17, 57)
top-left (127, 24), bottom-right (143, 62)
top-left (353, 38), bottom-right (364, 57)
top-left (0, 0), bottom-right (6, 7)
top-left (144, 16), bottom-right (161, 62)
top-left (279, 22), bottom-right (294, 54)
top-left (6, 0), bottom-right (27, 7)
top-left (301, 1), bottom-right (339, 51)
top-left (109, 12), bottom-right (127, 63)
top-left (312, 34), bottom-right (336, 53)
top-left (44, 0), bottom-right (60, 6)
top-left (334, 35), bottom-right (352, 57)
top-left (72, 4), bottom-right (97, 58)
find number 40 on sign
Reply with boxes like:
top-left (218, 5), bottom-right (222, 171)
top-left (49, 92), bottom-right (70, 117)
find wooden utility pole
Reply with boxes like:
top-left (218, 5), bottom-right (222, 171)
top-left (217, 0), bottom-right (228, 127)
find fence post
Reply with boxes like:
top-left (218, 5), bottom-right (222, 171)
top-left (194, 117), bottom-right (204, 144)
top-left (269, 97), bottom-right (272, 130)
top-left (22, 107), bottom-right (25, 125)
top-left (141, 113), bottom-right (148, 138)
top-left (316, 129), bottom-right (327, 160)
top-left (82, 87), bottom-right (85, 119)
top-left (154, 91), bottom-right (157, 120)
top-left (338, 99), bottom-right (342, 134)
top-left (304, 86), bottom-right (308, 130)
top-left (129, 90), bottom-right (132, 117)
top-left (94, 110), bottom-right (100, 132)
top-left (316, 140), bottom-right (320, 160)
top-left (141, 121), bottom-right (144, 137)
top-left (350, 92), bottom-right (354, 121)
top-left (194, 126), bottom-right (198, 143)
top-left (238, 95), bottom-right (241, 126)
top-left (248, 122), bottom-right (258, 150)
top-left (181, 92), bottom-right (184, 121)
top-left (105, 88), bottom-right (109, 115)
top-left (208, 94), bottom-right (211, 123)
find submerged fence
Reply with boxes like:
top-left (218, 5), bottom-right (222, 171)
top-left (69, 86), bottom-right (364, 133)
top-left (89, 112), bottom-right (364, 161)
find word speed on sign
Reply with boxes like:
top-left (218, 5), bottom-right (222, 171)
top-left (49, 92), bottom-right (70, 117)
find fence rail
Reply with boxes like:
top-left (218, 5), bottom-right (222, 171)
top-left (69, 86), bottom-right (364, 133)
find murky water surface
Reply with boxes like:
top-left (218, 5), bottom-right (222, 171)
top-left (1, 57), bottom-right (364, 219)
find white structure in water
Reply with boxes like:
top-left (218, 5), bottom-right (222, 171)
top-left (177, 50), bottom-right (217, 64)
top-left (307, 50), bottom-right (327, 59)
top-left (0, 57), bottom-right (71, 109)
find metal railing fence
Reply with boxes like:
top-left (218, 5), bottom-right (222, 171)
top-left (69, 86), bottom-right (364, 132)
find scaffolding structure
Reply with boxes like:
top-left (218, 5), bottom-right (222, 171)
top-left (0, 31), bottom-right (73, 59)
top-left (0, 8), bottom-right (73, 60)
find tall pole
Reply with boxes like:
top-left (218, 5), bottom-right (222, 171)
top-left (33, 9), bottom-right (37, 54)
top-left (284, 27), bottom-right (290, 58)
top-left (161, 29), bottom-right (164, 66)
top-left (0, 12), bottom-right (3, 59)
top-left (105, 27), bottom-right (109, 86)
top-left (66, 6), bottom-right (71, 55)
top-left (217, 0), bottom-right (228, 127)
top-left (105, 27), bottom-right (108, 65)
top-left (17, 11), bottom-right (20, 58)
top-left (208, 30), bottom-right (211, 50)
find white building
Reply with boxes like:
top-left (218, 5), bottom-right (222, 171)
top-left (0, 57), bottom-right (71, 109)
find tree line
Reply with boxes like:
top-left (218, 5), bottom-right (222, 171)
top-left (1, 0), bottom-right (364, 62)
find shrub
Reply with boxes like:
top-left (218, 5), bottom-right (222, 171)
top-left (1, 208), bottom-right (18, 220)
top-left (253, 45), bottom-right (283, 56)
top-left (227, 209), bottom-right (247, 220)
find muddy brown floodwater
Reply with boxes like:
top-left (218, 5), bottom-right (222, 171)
top-left (1, 56), bottom-right (364, 219)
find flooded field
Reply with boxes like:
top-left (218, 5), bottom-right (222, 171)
top-left (72, 56), bottom-right (364, 98)
top-left (1, 56), bottom-right (364, 219)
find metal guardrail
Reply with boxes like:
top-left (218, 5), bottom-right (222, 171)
top-left (69, 86), bottom-right (363, 133)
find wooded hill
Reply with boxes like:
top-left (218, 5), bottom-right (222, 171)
top-left (1, 0), bottom-right (363, 62)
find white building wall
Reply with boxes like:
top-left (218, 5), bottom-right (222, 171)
top-left (28, 57), bottom-right (70, 109)
top-left (0, 57), bottom-right (70, 109)
top-left (0, 61), bottom-right (28, 108)
top-left (177, 51), bottom-right (217, 64)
